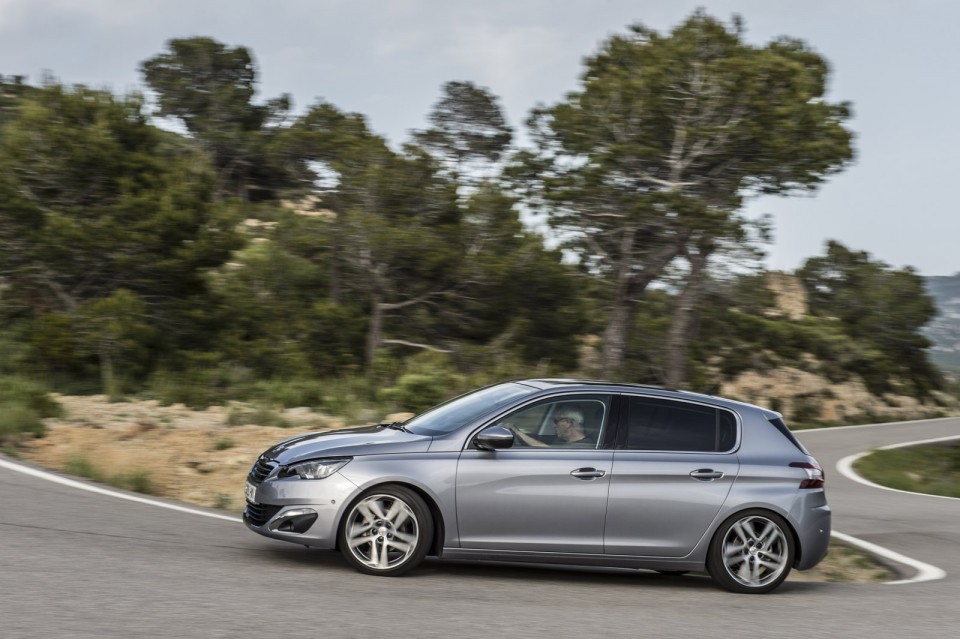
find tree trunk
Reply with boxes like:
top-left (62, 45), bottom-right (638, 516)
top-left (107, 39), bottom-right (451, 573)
top-left (98, 341), bottom-right (120, 400)
top-left (600, 232), bottom-right (690, 376)
top-left (664, 247), bottom-right (711, 389)
top-left (366, 294), bottom-right (384, 369)
top-left (600, 297), bottom-right (633, 376)
top-left (330, 217), bottom-right (343, 304)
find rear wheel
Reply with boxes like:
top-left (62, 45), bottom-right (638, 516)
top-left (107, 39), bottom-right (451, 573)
top-left (338, 485), bottom-right (433, 576)
top-left (707, 510), bottom-right (794, 594)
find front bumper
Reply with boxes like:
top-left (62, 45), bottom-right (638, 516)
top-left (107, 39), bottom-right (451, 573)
top-left (243, 472), bottom-right (359, 548)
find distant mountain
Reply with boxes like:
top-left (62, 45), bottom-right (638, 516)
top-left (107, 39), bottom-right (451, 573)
top-left (925, 273), bottom-right (960, 372)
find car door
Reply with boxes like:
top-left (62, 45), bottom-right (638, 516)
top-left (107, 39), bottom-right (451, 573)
top-left (604, 395), bottom-right (740, 557)
top-left (455, 394), bottom-right (615, 554)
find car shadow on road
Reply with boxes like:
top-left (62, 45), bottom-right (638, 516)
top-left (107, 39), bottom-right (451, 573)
top-left (245, 543), bottom-right (831, 594)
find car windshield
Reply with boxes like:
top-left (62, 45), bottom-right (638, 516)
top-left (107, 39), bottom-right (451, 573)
top-left (403, 382), bottom-right (535, 436)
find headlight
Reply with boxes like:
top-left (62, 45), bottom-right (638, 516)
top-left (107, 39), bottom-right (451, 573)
top-left (278, 457), bottom-right (351, 480)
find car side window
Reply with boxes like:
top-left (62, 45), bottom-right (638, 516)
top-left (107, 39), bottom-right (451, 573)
top-left (624, 397), bottom-right (736, 452)
top-left (496, 395), bottom-right (612, 449)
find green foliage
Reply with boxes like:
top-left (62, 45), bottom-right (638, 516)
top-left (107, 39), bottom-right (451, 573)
top-left (0, 21), bottom-right (941, 424)
top-left (64, 455), bottom-right (101, 480)
top-left (377, 351), bottom-right (467, 413)
top-left (0, 376), bottom-right (62, 442)
top-left (212, 438), bottom-right (235, 451)
top-left (619, 289), bottom-right (672, 380)
top-left (798, 241), bottom-right (942, 395)
top-left (428, 185), bottom-right (587, 369)
top-left (515, 10), bottom-right (854, 377)
top-left (226, 405), bottom-right (292, 428)
top-left (0, 376), bottom-right (64, 418)
top-left (0, 405), bottom-right (47, 440)
top-left (379, 373), bottom-right (450, 414)
top-left (141, 37), bottom-right (296, 200)
top-left (855, 444), bottom-right (960, 499)
top-left (313, 374), bottom-right (381, 420)
top-left (144, 354), bottom-right (246, 408)
top-left (205, 215), bottom-right (366, 378)
top-left (0, 81), bottom-right (241, 391)
top-left (413, 81), bottom-right (512, 188)
top-left (115, 470), bottom-right (156, 495)
top-left (76, 289), bottom-right (157, 398)
top-left (243, 379), bottom-right (326, 409)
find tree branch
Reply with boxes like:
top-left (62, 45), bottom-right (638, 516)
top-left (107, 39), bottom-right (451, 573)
top-left (381, 339), bottom-right (452, 354)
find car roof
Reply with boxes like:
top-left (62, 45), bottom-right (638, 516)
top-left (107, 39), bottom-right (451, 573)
top-left (514, 378), bottom-right (779, 418)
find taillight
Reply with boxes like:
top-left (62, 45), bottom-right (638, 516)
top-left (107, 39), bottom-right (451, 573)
top-left (789, 461), bottom-right (825, 489)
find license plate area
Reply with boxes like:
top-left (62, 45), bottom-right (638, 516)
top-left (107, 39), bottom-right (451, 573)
top-left (245, 481), bottom-right (257, 504)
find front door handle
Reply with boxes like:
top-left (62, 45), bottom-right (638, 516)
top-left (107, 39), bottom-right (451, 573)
top-left (689, 469), bottom-right (724, 481)
top-left (570, 468), bottom-right (606, 480)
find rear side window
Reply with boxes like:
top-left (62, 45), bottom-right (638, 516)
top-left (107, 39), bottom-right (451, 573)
top-left (623, 397), bottom-right (737, 452)
top-left (768, 417), bottom-right (810, 455)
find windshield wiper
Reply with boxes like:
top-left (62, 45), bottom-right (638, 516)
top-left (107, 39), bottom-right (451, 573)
top-left (383, 422), bottom-right (410, 432)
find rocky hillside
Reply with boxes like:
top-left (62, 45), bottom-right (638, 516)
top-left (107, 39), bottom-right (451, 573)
top-left (926, 273), bottom-right (960, 373)
top-left (714, 273), bottom-right (958, 424)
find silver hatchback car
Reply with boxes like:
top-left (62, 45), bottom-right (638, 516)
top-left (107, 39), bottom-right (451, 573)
top-left (244, 380), bottom-right (830, 593)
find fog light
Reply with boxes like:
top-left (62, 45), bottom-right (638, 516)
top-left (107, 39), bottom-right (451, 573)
top-left (269, 509), bottom-right (319, 534)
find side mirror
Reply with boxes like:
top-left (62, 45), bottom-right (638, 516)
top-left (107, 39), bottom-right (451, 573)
top-left (473, 425), bottom-right (515, 451)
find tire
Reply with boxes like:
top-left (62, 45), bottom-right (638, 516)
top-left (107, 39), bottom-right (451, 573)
top-left (706, 509), bottom-right (795, 594)
top-left (338, 485), bottom-right (433, 577)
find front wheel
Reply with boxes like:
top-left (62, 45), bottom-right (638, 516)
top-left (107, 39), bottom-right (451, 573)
top-left (338, 485), bottom-right (433, 576)
top-left (707, 510), bottom-right (795, 594)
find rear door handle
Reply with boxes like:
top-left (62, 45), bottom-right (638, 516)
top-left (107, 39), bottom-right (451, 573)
top-left (689, 469), bottom-right (724, 481)
top-left (571, 468), bottom-right (606, 480)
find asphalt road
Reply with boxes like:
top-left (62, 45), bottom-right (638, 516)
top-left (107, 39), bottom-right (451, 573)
top-left (1, 417), bottom-right (959, 639)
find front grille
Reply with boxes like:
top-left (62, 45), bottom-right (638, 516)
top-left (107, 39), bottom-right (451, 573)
top-left (244, 502), bottom-right (283, 528)
top-left (248, 458), bottom-right (277, 486)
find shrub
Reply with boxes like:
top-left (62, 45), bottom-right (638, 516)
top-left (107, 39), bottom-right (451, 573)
top-left (65, 454), bottom-right (155, 495)
top-left (65, 455), bottom-right (104, 482)
top-left (227, 406), bottom-right (292, 428)
top-left (212, 437), bottom-right (235, 451)
top-left (245, 378), bottom-right (325, 408)
top-left (0, 405), bottom-right (47, 439)
top-left (378, 351), bottom-right (467, 414)
top-left (0, 375), bottom-right (61, 442)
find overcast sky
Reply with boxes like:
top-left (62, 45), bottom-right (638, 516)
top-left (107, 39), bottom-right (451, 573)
top-left (2, 0), bottom-right (957, 276)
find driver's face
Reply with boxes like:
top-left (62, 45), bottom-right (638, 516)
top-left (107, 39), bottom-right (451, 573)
top-left (553, 416), bottom-right (577, 440)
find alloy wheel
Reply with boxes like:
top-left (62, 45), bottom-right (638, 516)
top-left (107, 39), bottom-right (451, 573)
top-left (721, 515), bottom-right (790, 588)
top-left (707, 509), bottom-right (795, 593)
top-left (343, 492), bottom-right (422, 572)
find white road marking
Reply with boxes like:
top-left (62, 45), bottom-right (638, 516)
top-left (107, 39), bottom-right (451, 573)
top-left (836, 435), bottom-right (960, 502)
top-left (830, 433), bottom-right (960, 584)
top-left (831, 530), bottom-right (947, 585)
top-left (795, 416), bottom-right (959, 434)
top-left (0, 457), bottom-right (241, 523)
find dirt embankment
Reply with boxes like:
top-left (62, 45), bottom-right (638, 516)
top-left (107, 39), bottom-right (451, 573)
top-left (20, 395), bottom-right (340, 510)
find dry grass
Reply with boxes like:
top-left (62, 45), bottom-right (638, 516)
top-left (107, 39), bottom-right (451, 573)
top-left (19, 395), bottom-right (343, 510)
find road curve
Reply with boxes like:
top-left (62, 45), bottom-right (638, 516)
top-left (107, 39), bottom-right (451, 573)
top-left (1, 417), bottom-right (959, 639)
top-left (796, 418), bottom-right (960, 582)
